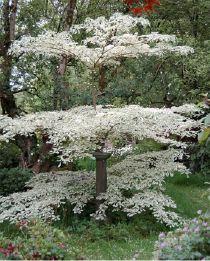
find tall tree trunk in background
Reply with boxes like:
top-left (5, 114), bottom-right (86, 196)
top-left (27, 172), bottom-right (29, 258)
top-left (0, 0), bottom-right (18, 117)
top-left (98, 66), bottom-right (106, 93)
top-left (53, 0), bottom-right (77, 110)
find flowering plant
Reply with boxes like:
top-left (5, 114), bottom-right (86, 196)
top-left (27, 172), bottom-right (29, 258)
top-left (154, 211), bottom-right (210, 260)
top-left (0, 220), bottom-right (70, 260)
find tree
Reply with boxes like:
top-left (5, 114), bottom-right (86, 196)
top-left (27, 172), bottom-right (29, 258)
top-left (11, 13), bottom-right (194, 108)
top-left (0, 104), bottom-right (202, 225)
top-left (0, 0), bottom-right (19, 117)
top-left (54, 0), bottom-right (77, 110)
top-left (0, 104), bottom-right (202, 168)
top-left (124, 0), bottom-right (160, 15)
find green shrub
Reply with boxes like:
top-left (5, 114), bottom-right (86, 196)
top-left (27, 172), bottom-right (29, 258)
top-left (73, 157), bottom-right (96, 171)
top-left (134, 138), bottom-right (167, 155)
top-left (0, 220), bottom-right (70, 260)
top-left (189, 113), bottom-right (210, 174)
top-left (0, 168), bottom-right (33, 196)
top-left (154, 212), bottom-right (210, 260)
top-left (0, 142), bottom-right (20, 168)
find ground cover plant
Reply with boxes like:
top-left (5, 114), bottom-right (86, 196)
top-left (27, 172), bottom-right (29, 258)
top-left (154, 212), bottom-right (210, 260)
top-left (0, 220), bottom-right (70, 260)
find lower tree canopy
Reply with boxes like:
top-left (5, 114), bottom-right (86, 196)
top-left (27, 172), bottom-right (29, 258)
top-left (0, 104), bottom-right (203, 163)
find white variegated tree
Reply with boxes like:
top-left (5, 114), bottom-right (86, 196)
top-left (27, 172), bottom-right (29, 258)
top-left (1, 12), bottom-right (200, 226)
top-left (10, 13), bottom-right (194, 107)
top-left (0, 104), bottom-right (202, 165)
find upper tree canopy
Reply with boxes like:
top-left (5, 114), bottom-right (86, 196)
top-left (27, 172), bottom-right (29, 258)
top-left (10, 13), bottom-right (194, 70)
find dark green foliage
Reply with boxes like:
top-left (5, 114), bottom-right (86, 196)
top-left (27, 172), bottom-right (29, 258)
top-left (0, 168), bottom-right (33, 196)
top-left (0, 142), bottom-right (20, 168)
top-left (189, 143), bottom-right (210, 175)
top-left (134, 139), bottom-right (166, 154)
top-left (189, 113), bottom-right (210, 174)
top-left (73, 157), bottom-right (96, 171)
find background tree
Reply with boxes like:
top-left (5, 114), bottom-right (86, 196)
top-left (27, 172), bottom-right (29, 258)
top-left (0, 0), bottom-right (19, 117)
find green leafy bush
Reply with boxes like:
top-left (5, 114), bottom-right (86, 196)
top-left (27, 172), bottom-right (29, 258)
top-left (0, 220), bottom-right (70, 260)
top-left (0, 142), bottom-right (20, 168)
top-left (155, 212), bottom-right (210, 260)
top-left (0, 168), bottom-right (33, 196)
top-left (190, 113), bottom-right (210, 174)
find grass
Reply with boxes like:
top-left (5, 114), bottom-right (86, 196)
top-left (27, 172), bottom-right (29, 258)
top-left (166, 173), bottom-right (210, 218)
top-left (62, 217), bottom-right (161, 260)
top-left (67, 234), bottom-right (157, 260)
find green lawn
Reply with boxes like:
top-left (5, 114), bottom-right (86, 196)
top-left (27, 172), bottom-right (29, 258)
top-left (66, 234), bottom-right (157, 260)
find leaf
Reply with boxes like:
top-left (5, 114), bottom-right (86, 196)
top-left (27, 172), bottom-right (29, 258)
top-left (204, 114), bottom-right (210, 127)
top-left (198, 128), bottom-right (210, 144)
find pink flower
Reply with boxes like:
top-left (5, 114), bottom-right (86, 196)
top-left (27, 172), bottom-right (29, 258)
top-left (7, 243), bottom-right (15, 254)
top-left (17, 220), bottom-right (29, 230)
top-left (58, 243), bottom-right (66, 249)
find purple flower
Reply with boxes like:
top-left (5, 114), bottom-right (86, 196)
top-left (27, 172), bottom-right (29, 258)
top-left (159, 232), bottom-right (165, 238)
top-left (183, 226), bottom-right (189, 232)
top-left (160, 242), bottom-right (167, 249)
top-left (202, 222), bottom-right (208, 227)
top-left (193, 218), bottom-right (199, 224)
top-left (194, 227), bottom-right (200, 233)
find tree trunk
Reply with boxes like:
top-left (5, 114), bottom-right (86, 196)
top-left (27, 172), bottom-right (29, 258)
top-left (53, 0), bottom-right (77, 110)
top-left (16, 133), bottom-right (53, 174)
top-left (31, 134), bottom-right (53, 174)
top-left (98, 66), bottom-right (106, 93)
top-left (0, 0), bottom-right (19, 117)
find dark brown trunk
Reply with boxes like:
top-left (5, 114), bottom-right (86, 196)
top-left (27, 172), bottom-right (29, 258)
top-left (0, 0), bottom-right (19, 117)
top-left (16, 133), bottom-right (53, 174)
top-left (31, 134), bottom-right (53, 173)
top-left (98, 66), bottom-right (106, 93)
top-left (16, 135), bottom-right (38, 169)
top-left (64, 0), bottom-right (77, 30)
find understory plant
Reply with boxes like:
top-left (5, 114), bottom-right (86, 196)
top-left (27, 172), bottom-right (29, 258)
top-left (0, 220), bottom-right (70, 260)
top-left (0, 149), bottom-right (189, 227)
top-left (154, 212), bottom-right (210, 260)
top-left (197, 113), bottom-right (210, 174)
top-left (0, 168), bottom-right (33, 196)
